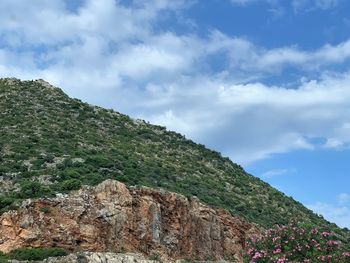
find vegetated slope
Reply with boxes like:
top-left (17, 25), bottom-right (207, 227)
top-left (0, 78), bottom-right (348, 240)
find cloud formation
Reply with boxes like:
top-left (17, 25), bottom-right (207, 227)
top-left (1, 0), bottom-right (350, 165)
top-left (141, 72), bottom-right (350, 163)
top-left (338, 193), bottom-right (350, 205)
top-left (261, 168), bottom-right (296, 178)
top-left (231, 0), bottom-right (341, 12)
top-left (308, 201), bottom-right (350, 228)
top-left (292, 0), bottom-right (340, 11)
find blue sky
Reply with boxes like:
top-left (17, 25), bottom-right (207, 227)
top-left (0, 0), bottom-right (350, 228)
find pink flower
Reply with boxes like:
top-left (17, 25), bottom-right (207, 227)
top-left (326, 240), bottom-right (339, 246)
top-left (321, 231), bottom-right (331, 237)
top-left (253, 251), bottom-right (263, 259)
top-left (276, 257), bottom-right (287, 263)
top-left (311, 228), bottom-right (318, 234)
top-left (342, 252), bottom-right (350, 257)
top-left (273, 236), bottom-right (280, 242)
top-left (273, 248), bottom-right (282, 254)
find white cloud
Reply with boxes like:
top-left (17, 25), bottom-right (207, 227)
top-left (308, 202), bottom-right (350, 228)
top-left (221, 36), bottom-right (350, 75)
top-left (230, 0), bottom-right (258, 5)
top-left (292, 0), bottom-right (340, 12)
top-left (230, 0), bottom-right (341, 11)
top-left (261, 168), bottom-right (296, 178)
top-left (1, 0), bottom-right (350, 165)
top-left (324, 138), bottom-right (344, 149)
top-left (138, 72), bottom-right (350, 164)
top-left (338, 193), bottom-right (350, 205)
top-left (0, 0), bottom-right (189, 46)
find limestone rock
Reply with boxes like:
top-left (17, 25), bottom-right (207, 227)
top-left (9, 252), bottom-right (160, 263)
top-left (0, 180), bottom-right (259, 262)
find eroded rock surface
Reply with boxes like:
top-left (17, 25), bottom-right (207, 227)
top-left (10, 252), bottom-right (160, 263)
top-left (0, 180), bottom-right (258, 262)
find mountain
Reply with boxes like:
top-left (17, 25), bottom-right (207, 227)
top-left (0, 78), bottom-right (349, 246)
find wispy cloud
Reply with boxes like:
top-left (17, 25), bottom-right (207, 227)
top-left (338, 193), bottom-right (350, 205)
top-left (308, 201), bottom-right (350, 228)
top-left (292, 0), bottom-right (340, 12)
top-left (230, 0), bottom-right (341, 12)
top-left (209, 30), bottom-right (350, 77)
top-left (261, 168), bottom-right (296, 178)
top-left (1, 0), bottom-right (350, 165)
top-left (141, 72), bottom-right (350, 163)
top-left (230, 0), bottom-right (259, 5)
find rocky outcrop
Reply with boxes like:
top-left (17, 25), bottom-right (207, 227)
top-left (10, 252), bottom-right (161, 263)
top-left (0, 180), bottom-right (259, 262)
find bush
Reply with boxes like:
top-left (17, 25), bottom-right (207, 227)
top-left (20, 181), bottom-right (44, 198)
top-left (149, 253), bottom-right (161, 261)
top-left (61, 179), bottom-right (81, 191)
top-left (86, 155), bottom-right (114, 168)
top-left (0, 197), bottom-right (13, 210)
top-left (40, 207), bottom-right (50, 214)
top-left (8, 247), bottom-right (68, 261)
top-left (245, 221), bottom-right (350, 262)
top-left (0, 251), bottom-right (8, 263)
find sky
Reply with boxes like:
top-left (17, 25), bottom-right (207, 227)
top-left (0, 0), bottom-right (349, 228)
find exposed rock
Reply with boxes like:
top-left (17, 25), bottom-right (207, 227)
top-left (8, 251), bottom-right (235, 263)
top-left (2, 77), bottom-right (20, 86)
top-left (0, 180), bottom-right (259, 262)
top-left (9, 252), bottom-right (161, 263)
top-left (34, 79), bottom-right (58, 90)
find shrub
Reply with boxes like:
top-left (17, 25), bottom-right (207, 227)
top-left (149, 253), bottom-right (161, 261)
top-left (8, 247), bottom-right (68, 261)
top-left (244, 221), bottom-right (350, 262)
top-left (86, 155), bottom-right (114, 168)
top-left (40, 207), bottom-right (50, 214)
top-left (0, 251), bottom-right (8, 263)
top-left (61, 179), bottom-right (81, 191)
top-left (20, 181), bottom-right (44, 198)
top-left (0, 197), bottom-right (13, 210)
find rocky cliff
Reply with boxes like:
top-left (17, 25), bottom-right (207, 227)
top-left (0, 180), bottom-right (258, 262)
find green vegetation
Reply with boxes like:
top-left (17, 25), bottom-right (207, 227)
top-left (244, 221), bottom-right (350, 262)
top-left (149, 253), bottom-right (162, 261)
top-left (39, 206), bottom-right (50, 214)
top-left (0, 248), bottom-right (67, 262)
top-left (0, 78), bottom-right (349, 243)
top-left (0, 251), bottom-right (8, 263)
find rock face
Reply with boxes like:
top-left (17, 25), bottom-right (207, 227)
top-left (0, 180), bottom-right (258, 262)
top-left (10, 252), bottom-right (161, 263)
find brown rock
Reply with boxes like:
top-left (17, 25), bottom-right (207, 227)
top-left (0, 180), bottom-right (259, 262)
top-left (9, 252), bottom-right (162, 263)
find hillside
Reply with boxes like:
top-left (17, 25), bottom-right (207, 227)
top-left (0, 78), bottom-right (348, 241)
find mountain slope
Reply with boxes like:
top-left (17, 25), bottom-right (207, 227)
top-left (0, 78), bottom-right (348, 240)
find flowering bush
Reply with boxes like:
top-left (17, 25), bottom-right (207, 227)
top-left (244, 221), bottom-right (350, 262)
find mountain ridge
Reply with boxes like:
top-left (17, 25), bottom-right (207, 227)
top-left (0, 77), bottom-right (349, 245)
